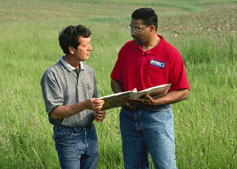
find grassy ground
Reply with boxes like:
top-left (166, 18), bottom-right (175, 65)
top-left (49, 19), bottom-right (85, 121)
top-left (0, 0), bottom-right (236, 168)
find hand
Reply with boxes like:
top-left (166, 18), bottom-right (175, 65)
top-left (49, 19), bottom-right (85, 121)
top-left (123, 99), bottom-right (147, 111)
top-left (94, 110), bottom-right (106, 123)
top-left (86, 98), bottom-right (104, 112)
top-left (126, 94), bottom-right (156, 109)
top-left (145, 94), bottom-right (157, 105)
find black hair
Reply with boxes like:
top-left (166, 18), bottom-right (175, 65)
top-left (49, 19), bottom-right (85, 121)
top-left (58, 25), bottom-right (91, 54)
top-left (132, 8), bottom-right (158, 30)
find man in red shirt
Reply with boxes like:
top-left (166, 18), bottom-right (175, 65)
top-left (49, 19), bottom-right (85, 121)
top-left (111, 8), bottom-right (190, 169)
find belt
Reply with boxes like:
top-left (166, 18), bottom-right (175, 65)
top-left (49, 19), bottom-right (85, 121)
top-left (54, 124), bottom-right (92, 132)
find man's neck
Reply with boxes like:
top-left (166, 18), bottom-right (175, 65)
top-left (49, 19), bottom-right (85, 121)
top-left (142, 34), bottom-right (160, 51)
top-left (64, 55), bottom-right (80, 69)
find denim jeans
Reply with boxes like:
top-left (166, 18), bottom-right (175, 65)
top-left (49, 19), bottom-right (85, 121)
top-left (53, 124), bottom-right (98, 169)
top-left (120, 104), bottom-right (177, 169)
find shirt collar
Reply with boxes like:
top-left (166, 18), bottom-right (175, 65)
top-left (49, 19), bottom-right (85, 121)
top-left (60, 56), bottom-right (84, 72)
top-left (136, 34), bottom-right (164, 55)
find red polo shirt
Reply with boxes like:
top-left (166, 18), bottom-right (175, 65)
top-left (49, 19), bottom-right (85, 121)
top-left (111, 35), bottom-right (190, 92)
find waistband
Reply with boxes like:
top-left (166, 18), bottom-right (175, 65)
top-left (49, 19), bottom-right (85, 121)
top-left (53, 124), bottom-right (93, 132)
top-left (123, 104), bottom-right (171, 111)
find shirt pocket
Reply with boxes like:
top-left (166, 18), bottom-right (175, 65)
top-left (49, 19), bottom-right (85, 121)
top-left (147, 64), bottom-right (166, 84)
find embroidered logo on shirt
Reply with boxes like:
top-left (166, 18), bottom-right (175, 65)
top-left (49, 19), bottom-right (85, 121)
top-left (150, 59), bottom-right (165, 69)
top-left (86, 84), bottom-right (92, 90)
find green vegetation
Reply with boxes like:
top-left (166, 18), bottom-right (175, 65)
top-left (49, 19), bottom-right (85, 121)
top-left (0, 0), bottom-right (236, 168)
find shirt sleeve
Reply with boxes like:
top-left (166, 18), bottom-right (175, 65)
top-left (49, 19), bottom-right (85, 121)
top-left (40, 70), bottom-right (64, 124)
top-left (168, 50), bottom-right (190, 91)
top-left (92, 71), bottom-right (98, 98)
top-left (110, 46), bottom-right (125, 81)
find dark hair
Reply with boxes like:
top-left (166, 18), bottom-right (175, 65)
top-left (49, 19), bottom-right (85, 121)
top-left (58, 25), bottom-right (91, 54)
top-left (132, 8), bottom-right (158, 30)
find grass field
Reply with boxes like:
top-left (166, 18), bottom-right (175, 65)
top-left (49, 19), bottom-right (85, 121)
top-left (0, 0), bottom-right (236, 168)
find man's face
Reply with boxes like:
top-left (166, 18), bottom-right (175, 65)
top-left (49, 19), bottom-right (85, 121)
top-left (129, 19), bottom-right (151, 45)
top-left (73, 36), bottom-right (92, 61)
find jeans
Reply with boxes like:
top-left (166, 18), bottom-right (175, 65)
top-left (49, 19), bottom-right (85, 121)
top-left (53, 124), bottom-right (98, 169)
top-left (120, 105), bottom-right (177, 169)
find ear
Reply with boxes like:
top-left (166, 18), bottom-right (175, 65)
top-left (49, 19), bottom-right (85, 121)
top-left (150, 25), bottom-right (156, 32)
top-left (68, 46), bottom-right (75, 54)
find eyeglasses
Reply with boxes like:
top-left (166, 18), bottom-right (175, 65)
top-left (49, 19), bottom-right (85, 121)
top-left (128, 25), bottom-right (148, 33)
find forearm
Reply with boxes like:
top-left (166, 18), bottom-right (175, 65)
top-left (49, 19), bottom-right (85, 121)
top-left (51, 101), bottom-right (88, 119)
top-left (51, 97), bottom-right (105, 119)
top-left (111, 79), bottom-right (123, 93)
top-left (152, 89), bottom-right (189, 106)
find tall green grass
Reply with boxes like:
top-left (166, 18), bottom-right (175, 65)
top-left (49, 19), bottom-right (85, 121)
top-left (0, 0), bottom-right (236, 168)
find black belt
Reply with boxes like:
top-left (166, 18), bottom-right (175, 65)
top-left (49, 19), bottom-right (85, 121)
top-left (54, 124), bottom-right (92, 132)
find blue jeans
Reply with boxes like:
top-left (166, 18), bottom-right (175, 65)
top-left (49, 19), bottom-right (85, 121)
top-left (120, 105), bottom-right (177, 169)
top-left (53, 124), bottom-right (98, 169)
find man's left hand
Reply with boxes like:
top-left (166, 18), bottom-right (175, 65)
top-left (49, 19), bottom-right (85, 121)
top-left (94, 110), bottom-right (106, 123)
top-left (129, 94), bottom-right (156, 106)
